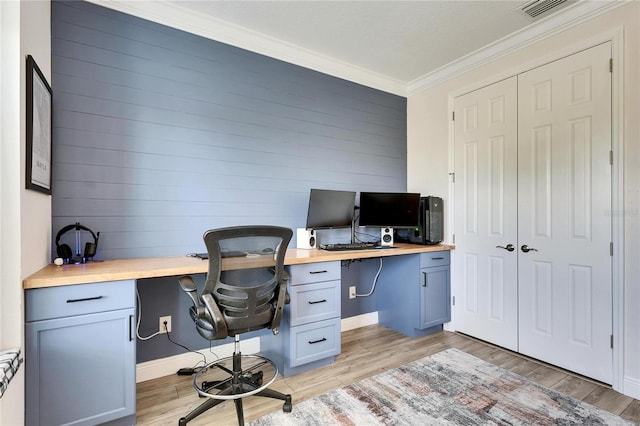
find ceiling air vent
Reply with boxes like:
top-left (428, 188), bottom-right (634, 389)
top-left (519, 0), bottom-right (569, 18)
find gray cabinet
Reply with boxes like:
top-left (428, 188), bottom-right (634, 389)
top-left (25, 280), bottom-right (136, 426)
top-left (262, 261), bottom-right (341, 377)
top-left (378, 251), bottom-right (451, 338)
top-left (419, 267), bottom-right (450, 329)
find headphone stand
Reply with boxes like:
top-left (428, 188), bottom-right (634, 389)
top-left (75, 228), bottom-right (83, 261)
top-left (56, 222), bottom-right (99, 264)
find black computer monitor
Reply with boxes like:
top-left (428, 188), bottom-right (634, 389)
top-left (305, 189), bottom-right (356, 230)
top-left (358, 192), bottom-right (420, 228)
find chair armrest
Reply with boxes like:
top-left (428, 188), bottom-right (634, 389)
top-left (178, 275), bottom-right (200, 307)
top-left (179, 275), bottom-right (228, 340)
top-left (201, 293), bottom-right (228, 340)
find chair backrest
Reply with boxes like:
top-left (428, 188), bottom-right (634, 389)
top-left (201, 226), bottom-right (292, 337)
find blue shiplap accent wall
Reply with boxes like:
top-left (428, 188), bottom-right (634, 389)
top-left (51, 1), bottom-right (407, 363)
top-left (51, 1), bottom-right (407, 260)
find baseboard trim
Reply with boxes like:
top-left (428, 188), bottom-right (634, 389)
top-left (136, 312), bottom-right (380, 383)
top-left (341, 311), bottom-right (379, 332)
top-left (136, 338), bottom-right (260, 383)
top-left (623, 376), bottom-right (640, 400)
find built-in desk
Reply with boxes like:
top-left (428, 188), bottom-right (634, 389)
top-left (23, 243), bottom-right (453, 425)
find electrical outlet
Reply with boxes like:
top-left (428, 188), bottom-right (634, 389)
top-left (159, 315), bottom-right (172, 333)
top-left (349, 286), bottom-right (356, 299)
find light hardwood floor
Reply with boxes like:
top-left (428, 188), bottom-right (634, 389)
top-left (136, 325), bottom-right (640, 425)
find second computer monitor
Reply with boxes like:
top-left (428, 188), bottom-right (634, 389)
top-left (305, 188), bottom-right (356, 230)
top-left (358, 192), bottom-right (421, 228)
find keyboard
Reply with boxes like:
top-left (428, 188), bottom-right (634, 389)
top-left (319, 243), bottom-right (376, 251)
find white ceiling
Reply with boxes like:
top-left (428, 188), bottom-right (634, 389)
top-left (94, 0), bottom-right (620, 95)
top-left (170, 1), bottom-right (543, 83)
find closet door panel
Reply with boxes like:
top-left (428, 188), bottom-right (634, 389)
top-left (517, 42), bottom-right (612, 384)
top-left (453, 77), bottom-right (519, 351)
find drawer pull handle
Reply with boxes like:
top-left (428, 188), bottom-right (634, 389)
top-left (431, 257), bottom-right (444, 260)
top-left (422, 272), bottom-right (428, 287)
top-left (308, 337), bottom-right (327, 345)
top-left (309, 270), bottom-right (328, 275)
top-left (66, 295), bottom-right (103, 303)
top-left (308, 299), bottom-right (327, 305)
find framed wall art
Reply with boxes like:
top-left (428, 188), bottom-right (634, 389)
top-left (26, 54), bottom-right (52, 195)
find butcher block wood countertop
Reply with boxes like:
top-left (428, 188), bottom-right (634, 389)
top-left (23, 243), bottom-right (454, 289)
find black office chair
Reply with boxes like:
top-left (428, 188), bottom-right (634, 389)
top-left (177, 226), bottom-right (293, 426)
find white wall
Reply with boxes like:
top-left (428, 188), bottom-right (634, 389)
top-left (0, 1), bottom-right (22, 422)
top-left (20, 2), bottom-right (52, 279)
top-left (407, 3), bottom-right (640, 398)
top-left (0, 1), bottom-right (51, 424)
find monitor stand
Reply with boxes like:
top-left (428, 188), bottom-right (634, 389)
top-left (351, 212), bottom-right (356, 243)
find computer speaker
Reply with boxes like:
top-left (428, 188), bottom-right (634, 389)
top-left (380, 227), bottom-right (394, 247)
top-left (296, 228), bottom-right (316, 249)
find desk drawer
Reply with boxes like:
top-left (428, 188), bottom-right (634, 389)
top-left (420, 251), bottom-right (450, 268)
top-left (25, 280), bottom-right (136, 322)
top-left (289, 261), bottom-right (340, 286)
top-left (289, 318), bottom-right (341, 367)
top-left (289, 280), bottom-right (340, 327)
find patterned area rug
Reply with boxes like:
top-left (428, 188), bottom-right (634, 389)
top-left (251, 348), bottom-right (634, 425)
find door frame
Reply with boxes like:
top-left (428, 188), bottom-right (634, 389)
top-left (447, 27), bottom-right (624, 392)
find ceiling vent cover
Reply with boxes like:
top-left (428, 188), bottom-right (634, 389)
top-left (519, 0), bottom-right (569, 18)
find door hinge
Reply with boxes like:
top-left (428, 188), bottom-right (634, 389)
top-left (452, 296), bottom-right (456, 306)
top-left (449, 172), bottom-right (455, 183)
top-left (452, 111), bottom-right (455, 121)
top-left (609, 150), bottom-right (613, 165)
top-left (611, 334), bottom-right (614, 349)
top-left (452, 234), bottom-right (455, 244)
top-left (610, 242), bottom-right (613, 256)
top-left (609, 58), bottom-right (613, 73)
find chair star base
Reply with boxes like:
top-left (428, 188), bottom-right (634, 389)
top-left (179, 352), bottom-right (292, 426)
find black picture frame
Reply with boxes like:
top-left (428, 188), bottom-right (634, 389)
top-left (26, 54), bottom-right (53, 195)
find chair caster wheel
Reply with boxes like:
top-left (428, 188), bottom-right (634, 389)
top-left (283, 395), bottom-right (292, 413)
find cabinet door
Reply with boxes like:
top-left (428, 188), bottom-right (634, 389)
top-left (420, 266), bottom-right (450, 329)
top-left (26, 309), bottom-right (136, 426)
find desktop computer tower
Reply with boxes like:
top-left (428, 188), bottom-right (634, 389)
top-left (409, 196), bottom-right (443, 245)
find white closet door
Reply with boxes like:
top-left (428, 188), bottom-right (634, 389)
top-left (453, 77), bottom-right (519, 351)
top-left (517, 42), bottom-right (612, 383)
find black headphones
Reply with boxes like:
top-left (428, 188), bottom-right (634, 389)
top-left (55, 222), bottom-right (100, 263)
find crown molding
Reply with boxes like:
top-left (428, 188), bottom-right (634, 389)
top-left (406, 0), bottom-right (626, 95)
top-left (86, 0), bottom-right (625, 99)
top-left (85, 0), bottom-right (407, 96)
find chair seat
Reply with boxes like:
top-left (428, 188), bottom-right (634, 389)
top-left (194, 354), bottom-right (279, 400)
